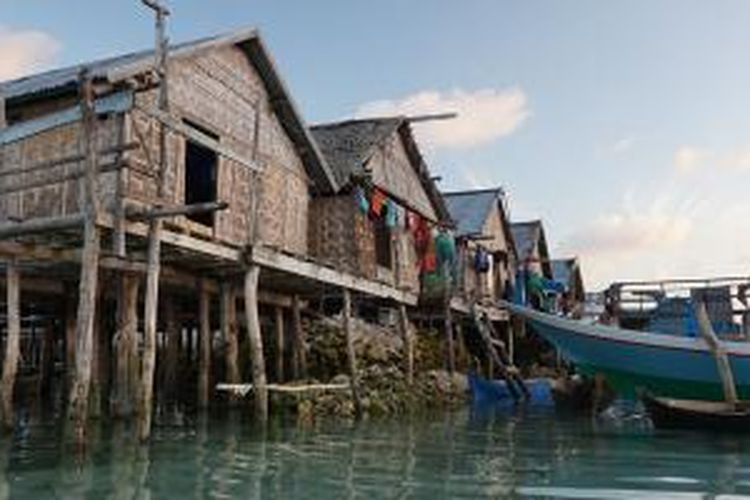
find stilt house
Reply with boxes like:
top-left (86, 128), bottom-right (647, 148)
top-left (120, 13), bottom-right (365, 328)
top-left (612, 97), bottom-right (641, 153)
top-left (510, 220), bottom-right (552, 278)
top-left (551, 257), bottom-right (585, 316)
top-left (442, 187), bottom-right (517, 306)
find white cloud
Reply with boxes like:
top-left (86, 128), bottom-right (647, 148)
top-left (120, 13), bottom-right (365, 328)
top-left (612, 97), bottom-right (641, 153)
top-left (355, 87), bottom-right (530, 150)
top-left (557, 192), bottom-right (698, 290)
top-left (674, 145), bottom-right (708, 173)
top-left (612, 136), bottom-right (635, 154)
top-left (0, 26), bottom-right (61, 81)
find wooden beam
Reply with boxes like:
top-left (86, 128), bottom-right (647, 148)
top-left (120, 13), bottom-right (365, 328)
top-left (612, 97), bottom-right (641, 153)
top-left (249, 245), bottom-right (418, 305)
top-left (112, 273), bottom-right (139, 418)
top-left (0, 159), bottom-right (124, 197)
top-left (0, 143), bottom-right (137, 179)
top-left (125, 201), bottom-right (229, 221)
top-left (0, 214), bottom-right (85, 240)
top-left (135, 105), bottom-right (261, 172)
top-left (244, 265), bottom-right (268, 421)
top-left (342, 289), bottom-right (362, 418)
top-left (696, 300), bottom-right (738, 405)
top-left (0, 260), bottom-right (20, 431)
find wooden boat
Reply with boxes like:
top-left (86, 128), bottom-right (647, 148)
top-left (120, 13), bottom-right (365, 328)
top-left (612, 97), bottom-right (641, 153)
top-left (504, 301), bottom-right (750, 402)
top-left (642, 394), bottom-right (750, 432)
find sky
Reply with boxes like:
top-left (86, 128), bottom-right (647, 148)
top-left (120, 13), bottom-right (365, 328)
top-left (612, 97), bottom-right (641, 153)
top-left (3, 0), bottom-right (750, 290)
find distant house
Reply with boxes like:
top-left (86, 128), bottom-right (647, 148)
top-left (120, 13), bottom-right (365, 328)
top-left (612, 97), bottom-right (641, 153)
top-left (309, 117), bottom-right (451, 296)
top-left (551, 257), bottom-right (585, 315)
top-left (510, 220), bottom-right (553, 278)
top-left (443, 187), bottom-right (517, 304)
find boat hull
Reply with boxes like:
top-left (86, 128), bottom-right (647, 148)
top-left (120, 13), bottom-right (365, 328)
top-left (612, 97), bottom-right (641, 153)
top-left (506, 304), bottom-right (750, 401)
top-left (643, 395), bottom-right (750, 432)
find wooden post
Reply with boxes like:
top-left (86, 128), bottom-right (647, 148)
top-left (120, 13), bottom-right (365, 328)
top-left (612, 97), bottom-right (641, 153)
top-left (443, 302), bottom-right (455, 374)
top-left (67, 70), bottom-right (102, 442)
top-left (0, 260), bottom-right (20, 431)
top-left (398, 305), bottom-right (414, 386)
top-left (64, 289), bottom-right (76, 390)
top-left (112, 273), bottom-right (139, 417)
top-left (342, 289), bottom-right (362, 417)
top-left (221, 283), bottom-right (239, 403)
top-left (274, 306), bottom-right (284, 383)
top-left (162, 295), bottom-right (179, 404)
top-left (244, 265), bottom-right (267, 421)
top-left (696, 300), bottom-right (738, 405)
top-left (198, 282), bottom-right (211, 408)
top-left (137, 0), bottom-right (170, 441)
top-left (38, 318), bottom-right (55, 398)
top-left (291, 295), bottom-right (306, 380)
top-left (455, 321), bottom-right (466, 372)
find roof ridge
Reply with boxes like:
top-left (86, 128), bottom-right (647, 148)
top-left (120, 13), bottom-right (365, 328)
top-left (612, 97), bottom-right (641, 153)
top-left (310, 115), bottom-right (405, 130)
top-left (442, 187), bottom-right (503, 197)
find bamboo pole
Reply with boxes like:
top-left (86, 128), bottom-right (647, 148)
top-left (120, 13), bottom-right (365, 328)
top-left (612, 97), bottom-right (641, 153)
top-left (342, 289), bottom-right (362, 417)
top-left (244, 265), bottom-right (267, 421)
top-left (291, 295), bottom-right (306, 380)
top-left (221, 283), bottom-right (239, 403)
top-left (112, 273), bottom-right (139, 417)
top-left (67, 70), bottom-right (102, 443)
top-left (398, 305), bottom-right (414, 386)
top-left (274, 306), bottom-right (284, 383)
top-left (198, 281), bottom-right (211, 408)
top-left (0, 260), bottom-right (20, 431)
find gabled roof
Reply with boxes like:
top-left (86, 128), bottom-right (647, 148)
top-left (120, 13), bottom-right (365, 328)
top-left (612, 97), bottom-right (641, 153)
top-left (311, 117), bottom-right (451, 223)
top-left (0, 27), bottom-right (338, 194)
top-left (551, 258), bottom-right (585, 300)
top-left (511, 220), bottom-right (552, 277)
top-left (443, 188), bottom-right (502, 237)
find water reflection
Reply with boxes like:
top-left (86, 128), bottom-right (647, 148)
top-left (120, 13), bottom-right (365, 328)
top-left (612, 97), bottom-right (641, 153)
top-left (1, 403), bottom-right (750, 498)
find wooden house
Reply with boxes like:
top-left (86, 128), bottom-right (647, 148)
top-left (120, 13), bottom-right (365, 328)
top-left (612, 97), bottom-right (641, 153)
top-left (0, 27), bottom-right (426, 436)
top-left (309, 117), bottom-right (452, 299)
top-left (442, 187), bottom-right (517, 306)
top-left (551, 257), bottom-right (585, 316)
top-left (510, 220), bottom-right (553, 278)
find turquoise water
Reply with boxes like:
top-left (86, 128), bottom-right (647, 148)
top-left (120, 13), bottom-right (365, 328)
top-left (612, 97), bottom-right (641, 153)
top-left (3, 404), bottom-right (750, 498)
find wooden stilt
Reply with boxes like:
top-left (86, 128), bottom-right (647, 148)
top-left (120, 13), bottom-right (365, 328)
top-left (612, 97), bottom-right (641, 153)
top-left (342, 289), bottom-right (362, 417)
top-left (38, 318), bottom-right (55, 398)
top-left (398, 305), bottom-right (414, 386)
top-left (291, 295), bottom-right (306, 380)
top-left (138, 0), bottom-right (170, 442)
top-left (67, 70), bottom-right (102, 443)
top-left (64, 290), bottom-right (76, 390)
top-left (443, 302), bottom-right (455, 374)
top-left (113, 273), bottom-right (139, 417)
top-left (274, 306), bottom-right (284, 383)
top-left (198, 282), bottom-right (211, 408)
top-left (454, 321), bottom-right (466, 372)
top-left (163, 294), bottom-right (179, 405)
top-left (244, 265), bottom-right (267, 421)
top-left (0, 260), bottom-right (20, 431)
top-left (221, 283), bottom-right (239, 404)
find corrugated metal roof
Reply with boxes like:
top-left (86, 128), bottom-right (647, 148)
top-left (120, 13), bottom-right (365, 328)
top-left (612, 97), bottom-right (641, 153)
top-left (0, 27), bottom-right (338, 193)
top-left (310, 118), bottom-right (402, 188)
top-left (442, 188), bottom-right (501, 237)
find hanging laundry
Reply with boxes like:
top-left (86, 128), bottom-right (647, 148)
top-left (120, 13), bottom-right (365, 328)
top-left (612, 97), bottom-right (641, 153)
top-left (385, 198), bottom-right (398, 228)
top-left (370, 188), bottom-right (386, 217)
top-left (354, 186), bottom-right (369, 214)
top-left (422, 236), bottom-right (437, 273)
top-left (406, 210), bottom-right (419, 231)
top-left (474, 246), bottom-right (490, 273)
top-left (413, 215), bottom-right (430, 254)
top-left (435, 230), bottom-right (456, 267)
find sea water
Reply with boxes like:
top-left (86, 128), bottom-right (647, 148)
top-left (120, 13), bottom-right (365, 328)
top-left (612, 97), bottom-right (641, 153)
top-left (2, 403), bottom-right (750, 499)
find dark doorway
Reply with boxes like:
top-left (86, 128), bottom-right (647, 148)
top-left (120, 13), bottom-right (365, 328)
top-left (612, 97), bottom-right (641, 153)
top-left (184, 122), bottom-right (218, 227)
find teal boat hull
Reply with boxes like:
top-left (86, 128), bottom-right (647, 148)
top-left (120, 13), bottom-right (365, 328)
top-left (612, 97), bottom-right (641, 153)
top-left (506, 304), bottom-right (750, 401)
